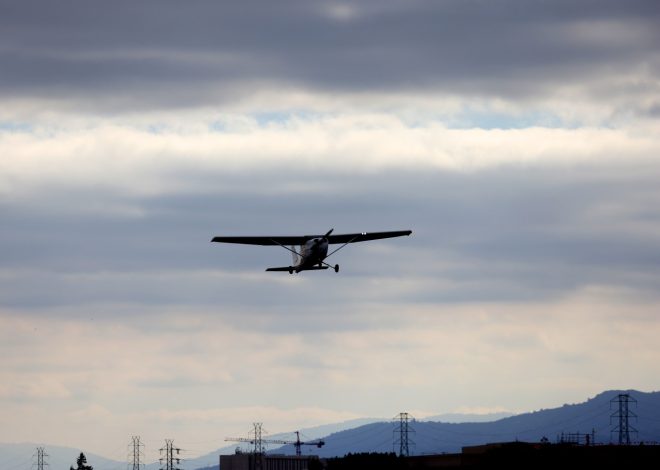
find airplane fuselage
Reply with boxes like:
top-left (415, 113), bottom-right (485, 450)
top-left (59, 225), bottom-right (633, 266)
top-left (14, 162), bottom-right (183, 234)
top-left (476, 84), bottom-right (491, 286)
top-left (295, 237), bottom-right (329, 272)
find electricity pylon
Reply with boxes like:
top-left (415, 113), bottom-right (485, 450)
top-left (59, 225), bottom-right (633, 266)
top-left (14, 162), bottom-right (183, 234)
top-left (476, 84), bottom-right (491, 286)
top-left (610, 393), bottom-right (638, 445)
top-left (393, 412), bottom-right (415, 457)
top-left (159, 439), bottom-right (182, 470)
top-left (33, 447), bottom-right (48, 470)
top-left (129, 436), bottom-right (145, 470)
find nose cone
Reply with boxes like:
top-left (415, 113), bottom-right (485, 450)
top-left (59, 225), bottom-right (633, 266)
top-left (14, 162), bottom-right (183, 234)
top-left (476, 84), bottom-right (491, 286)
top-left (319, 239), bottom-right (329, 258)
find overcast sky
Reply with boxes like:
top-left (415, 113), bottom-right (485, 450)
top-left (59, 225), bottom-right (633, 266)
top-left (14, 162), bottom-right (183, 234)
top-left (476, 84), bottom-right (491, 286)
top-left (1, 0), bottom-right (660, 465)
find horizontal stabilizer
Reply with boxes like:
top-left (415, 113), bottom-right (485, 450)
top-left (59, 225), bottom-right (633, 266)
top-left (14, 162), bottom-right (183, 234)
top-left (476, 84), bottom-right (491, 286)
top-left (266, 266), bottom-right (329, 272)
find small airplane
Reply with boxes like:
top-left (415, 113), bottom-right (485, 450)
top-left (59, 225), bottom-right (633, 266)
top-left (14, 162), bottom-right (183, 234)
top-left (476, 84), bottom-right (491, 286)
top-left (211, 229), bottom-right (412, 273)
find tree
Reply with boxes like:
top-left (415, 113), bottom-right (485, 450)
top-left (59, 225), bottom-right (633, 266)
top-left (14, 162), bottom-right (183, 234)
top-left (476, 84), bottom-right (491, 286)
top-left (70, 452), bottom-right (93, 470)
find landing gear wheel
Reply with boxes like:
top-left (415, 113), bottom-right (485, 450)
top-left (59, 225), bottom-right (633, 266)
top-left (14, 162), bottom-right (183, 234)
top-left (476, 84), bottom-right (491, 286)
top-left (334, 264), bottom-right (339, 273)
top-left (288, 267), bottom-right (293, 274)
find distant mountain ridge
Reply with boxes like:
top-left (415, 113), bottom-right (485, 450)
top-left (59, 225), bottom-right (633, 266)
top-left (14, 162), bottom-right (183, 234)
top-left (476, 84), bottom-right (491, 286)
top-left (421, 411), bottom-right (514, 423)
top-left (0, 442), bottom-right (125, 470)
top-left (3, 390), bottom-right (659, 470)
top-left (295, 390), bottom-right (660, 458)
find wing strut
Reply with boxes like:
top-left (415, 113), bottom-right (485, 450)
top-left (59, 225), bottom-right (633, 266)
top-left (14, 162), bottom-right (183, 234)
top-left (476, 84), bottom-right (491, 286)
top-left (326, 234), bottom-right (362, 259)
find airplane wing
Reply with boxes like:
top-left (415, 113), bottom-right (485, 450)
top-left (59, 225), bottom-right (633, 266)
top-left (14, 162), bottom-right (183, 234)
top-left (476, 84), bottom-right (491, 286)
top-left (211, 230), bottom-right (412, 245)
top-left (326, 230), bottom-right (412, 244)
top-left (211, 235), bottom-right (308, 246)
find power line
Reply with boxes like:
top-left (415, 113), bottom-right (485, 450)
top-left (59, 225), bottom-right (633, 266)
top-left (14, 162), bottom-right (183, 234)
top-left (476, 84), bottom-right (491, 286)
top-left (6, 456), bottom-right (34, 470)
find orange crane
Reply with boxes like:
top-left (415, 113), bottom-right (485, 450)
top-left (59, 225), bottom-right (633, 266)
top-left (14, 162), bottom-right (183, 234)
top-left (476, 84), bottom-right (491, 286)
top-left (225, 431), bottom-right (325, 456)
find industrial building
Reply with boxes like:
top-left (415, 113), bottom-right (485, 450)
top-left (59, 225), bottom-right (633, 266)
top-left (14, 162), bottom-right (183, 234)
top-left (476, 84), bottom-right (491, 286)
top-left (220, 453), bottom-right (321, 470)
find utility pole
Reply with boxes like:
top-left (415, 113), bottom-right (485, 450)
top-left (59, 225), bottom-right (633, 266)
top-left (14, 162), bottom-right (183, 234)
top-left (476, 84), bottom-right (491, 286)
top-left (393, 412), bottom-right (415, 457)
top-left (33, 447), bottom-right (48, 470)
top-left (129, 436), bottom-right (145, 470)
top-left (610, 393), bottom-right (638, 445)
top-left (159, 439), bottom-right (182, 470)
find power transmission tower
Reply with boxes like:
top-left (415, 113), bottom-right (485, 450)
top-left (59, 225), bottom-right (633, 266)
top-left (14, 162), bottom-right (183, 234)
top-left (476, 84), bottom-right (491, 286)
top-left (33, 447), bottom-right (48, 470)
top-left (129, 436), bottom-right (145, 470)
top-left (250, 422), bottom-right (265, 454)
top-left (159, 439), bottom-right (182, 470)
top-left (610, 393), bottom-right (638, 445)
top-left (393, 412), bottom-right (415, 457)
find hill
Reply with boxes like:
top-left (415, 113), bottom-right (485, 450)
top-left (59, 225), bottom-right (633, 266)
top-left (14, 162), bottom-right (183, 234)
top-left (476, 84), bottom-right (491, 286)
top-left (1, 443), bottom-right (124, 470)
top-left (273, 390), bottom-right (660, 458)
top-left (3, 390), bottom-right (658, 469)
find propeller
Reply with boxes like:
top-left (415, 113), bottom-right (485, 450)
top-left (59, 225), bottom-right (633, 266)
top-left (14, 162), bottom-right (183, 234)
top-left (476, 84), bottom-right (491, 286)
top-left (314, 228), bottom-right (334, 245)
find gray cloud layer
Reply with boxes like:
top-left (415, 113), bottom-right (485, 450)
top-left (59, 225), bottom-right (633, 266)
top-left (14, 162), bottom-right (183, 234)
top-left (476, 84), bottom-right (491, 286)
top-left (3, 164), bottom-right (660, 324)
top-left (1, 0), bottom-right (659, 108)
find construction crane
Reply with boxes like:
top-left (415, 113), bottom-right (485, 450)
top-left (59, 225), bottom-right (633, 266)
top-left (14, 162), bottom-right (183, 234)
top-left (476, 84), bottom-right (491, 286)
top-left (225, 431), bottom-right (325, 456)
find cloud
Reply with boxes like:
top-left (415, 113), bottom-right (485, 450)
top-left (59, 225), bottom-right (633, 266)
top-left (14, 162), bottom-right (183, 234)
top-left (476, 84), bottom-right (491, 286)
top-left (0, 0), bottom-right (658, 112)
top-left (2, 0), bottom-right (660, 459)
top-left (2, 286), bottom-right (660, 457)
top-left (2, 116), bottom-right (660, 324)
top-left (2, 113), bottom-right (660, 312)
top-left (1, 114), bottom-right (658, 200)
